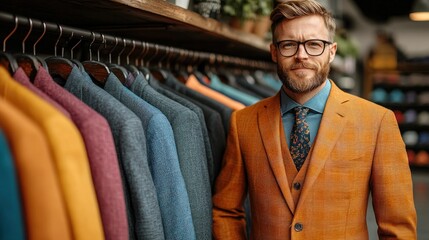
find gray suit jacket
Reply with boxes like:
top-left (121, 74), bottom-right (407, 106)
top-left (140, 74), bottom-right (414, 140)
top-left (64, 67), bottom-right (164, 240)
top-left (157, 70), bottom-right (227, 183)
top-left (161, 71), bottom-right (232, 137)
top-left (104, 74), bottom-right (196, 240)
top-left (126, 72), bottom-right (212, 240)
top-left (148, 76), bottom-right (215, 186)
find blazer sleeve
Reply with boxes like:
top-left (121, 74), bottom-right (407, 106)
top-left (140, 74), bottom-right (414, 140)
top-left (370, 110), bottom-right (417, 239)
top-left (212, 111), bottom-right (247, 240)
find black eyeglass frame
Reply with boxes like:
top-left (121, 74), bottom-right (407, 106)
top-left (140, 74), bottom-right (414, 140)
top-left (276, 39), bottom-right (333, 57)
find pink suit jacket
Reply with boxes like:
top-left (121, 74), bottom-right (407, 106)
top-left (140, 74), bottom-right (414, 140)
top-left (213, 81), bottom-right (417, 239)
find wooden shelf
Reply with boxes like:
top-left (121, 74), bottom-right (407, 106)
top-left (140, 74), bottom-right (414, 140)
top-left (0, 0), bottom-right (271, 61)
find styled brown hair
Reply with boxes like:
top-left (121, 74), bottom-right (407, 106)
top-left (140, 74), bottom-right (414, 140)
top-left (270, 0), bottom-right (336, 42)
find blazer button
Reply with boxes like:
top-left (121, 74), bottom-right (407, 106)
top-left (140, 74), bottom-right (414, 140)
top-left (293, 182), bottom-right (301, 190)
top-left (294, 222), bottom-right (303, 232)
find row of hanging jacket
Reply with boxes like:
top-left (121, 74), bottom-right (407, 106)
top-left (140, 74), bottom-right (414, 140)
top-left (0, 13), bottom-right (281, 240)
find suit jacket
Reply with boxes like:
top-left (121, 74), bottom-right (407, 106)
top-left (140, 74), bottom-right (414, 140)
top-left (13, 67), bottom-right (71, 118)
top-left (160, 82), bottom-right (227, 184)
top-left (104, 73), bottom-right (195, 240)
top-left (0, 99), bottom-right (71, 240)
top-left (149, 77), bottom-right (215, 187)
top-left (213, 81), bottom-right (417, 239)
top-left (161, 70), bottom-right (232, 138)
top-left (34, 67), bottom-right (128, 240)
top-left (64, 68), bottom-right (164, 240)
top-left (127, 73), bottom-right (212, 240)
top-left (0, 66), bottom-right (104, 240)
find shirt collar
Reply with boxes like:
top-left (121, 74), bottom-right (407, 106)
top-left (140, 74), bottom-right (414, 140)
top-left (280, 80), bottom-right (331, 115)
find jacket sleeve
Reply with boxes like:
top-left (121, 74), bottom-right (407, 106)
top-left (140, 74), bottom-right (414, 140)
top-left (371, 110), bottom-right (417, 239)
top-left (212, 111), bottom-right (248, 240)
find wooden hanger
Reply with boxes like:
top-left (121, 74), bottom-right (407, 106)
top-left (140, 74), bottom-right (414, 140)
top-left (107, 38), bottom-right (129, 84)
top-left (109, 63), bottom-right (128, 84)
top-left (82, 33), bottom-right (110, 85)
top-left (123, 40), bottom-right (141, 78)
top-left (46, 25), bottom-right (74, 82)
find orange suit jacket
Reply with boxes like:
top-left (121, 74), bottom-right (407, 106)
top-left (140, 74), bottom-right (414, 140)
top-left (213, 81), bottom-right (417, 239)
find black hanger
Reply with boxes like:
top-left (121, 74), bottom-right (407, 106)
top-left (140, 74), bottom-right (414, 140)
top-left (14, 18), bottom-right (41, 80)
top-left (0, 52), bottom-right (18, 73)
top-left (170, 48), bottom-right (189, 83)
top-left (0, 15), bottom-right (19, 73)
top-left (149, 67), bottom-right (168, 83)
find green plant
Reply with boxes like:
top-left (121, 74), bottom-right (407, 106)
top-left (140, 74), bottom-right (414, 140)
top-left (255, 0), bottom-right (272, 16)
top-left (223, 0), bottom-right (272, 20)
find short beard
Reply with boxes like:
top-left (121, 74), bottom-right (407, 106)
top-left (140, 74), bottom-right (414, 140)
top-left (277, 60), bottom-right (330, 94)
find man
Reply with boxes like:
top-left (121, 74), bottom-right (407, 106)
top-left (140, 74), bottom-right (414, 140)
top-left (212, 0), bottom-right (417, 239)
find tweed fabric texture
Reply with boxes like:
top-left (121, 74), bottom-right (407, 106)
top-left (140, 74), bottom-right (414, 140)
top-left (34, 67), bottom-right (129, 240)
top-left (104, 73), bottom-right (195, 240)
top-left (64, 68), bottom-right (164, 240)
top-left (13, 67), bottom-right (71, 118)
top-left (148, 76), bottom-right (215, 187)
top-left (128, 73), bottom-right (212, 240)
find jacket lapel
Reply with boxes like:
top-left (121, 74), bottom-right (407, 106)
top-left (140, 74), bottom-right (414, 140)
top-left (258, 92), bottom-right (296, 213)
top-left (296, 81), bottom-right (349, 211)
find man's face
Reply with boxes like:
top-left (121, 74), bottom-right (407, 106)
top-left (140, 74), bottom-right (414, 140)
top-left (270, 15), bottom-right (337, 94)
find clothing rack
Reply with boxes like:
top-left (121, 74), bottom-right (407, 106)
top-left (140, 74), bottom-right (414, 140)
top-left (0, 11), bottom-right (275, 71)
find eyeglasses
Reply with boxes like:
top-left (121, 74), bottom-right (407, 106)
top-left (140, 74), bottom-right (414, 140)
top-left (276, 39), bottom-right (332, 57)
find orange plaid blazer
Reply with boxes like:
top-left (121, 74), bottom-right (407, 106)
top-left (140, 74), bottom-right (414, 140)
top-left (213, 81), bottom-right (417, 240)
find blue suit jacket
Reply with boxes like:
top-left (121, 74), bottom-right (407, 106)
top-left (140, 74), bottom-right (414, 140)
top-left (148, 75), bottom-right (215, 186)
top-left (127, 72), bottom-right (212, 240)
top-left (64, 67), bottom-right (164, 240)
top-left (104, 74), bottom-right (195, 240)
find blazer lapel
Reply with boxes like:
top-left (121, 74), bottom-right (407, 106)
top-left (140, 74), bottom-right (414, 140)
top-left (296, 81), bottom-right (349, 211)
top-left (258, 92), bottom-right (296, 213)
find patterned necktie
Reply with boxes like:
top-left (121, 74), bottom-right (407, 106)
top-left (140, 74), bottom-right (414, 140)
top-left (290, 106), bottom-right (310, 171)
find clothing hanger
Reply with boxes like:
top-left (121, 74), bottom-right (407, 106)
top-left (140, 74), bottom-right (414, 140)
top-left (138, 43), bottom-right (160, 84)
top-left (14, 17), bottom-right (41, 80)
top-left (0, 15), bottom-right (18, 73)
top-left (171, 48), bottom-right (190, 84)
top-left (132, 41), bottom-right (152, 81)
top-left (33, 21), bottom-right (49, 71)
top-left (149, 45), bottom-right (171, 83)
top-left (82, 33), bottom-right (110, 86)
top-left (123, 40), bottom-right (141, 78)
top-left (46, 25), bottom-right (74, 82)
top-left (107, 37), bottom-right (128, 84)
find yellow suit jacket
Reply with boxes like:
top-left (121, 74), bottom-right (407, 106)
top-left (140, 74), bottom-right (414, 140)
top-left (213, 81), bottom-right (417, 239)
top-left (0, 67), bottom-right (104, 240)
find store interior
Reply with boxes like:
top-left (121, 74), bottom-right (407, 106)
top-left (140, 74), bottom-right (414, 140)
top-left (0, 0), bottom-right (428, 239)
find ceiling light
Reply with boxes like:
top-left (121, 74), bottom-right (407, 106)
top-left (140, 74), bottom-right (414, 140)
top-left (410, 0), bottom-right (429, 21)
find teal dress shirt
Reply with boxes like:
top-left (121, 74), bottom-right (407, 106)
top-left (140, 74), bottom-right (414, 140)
top-left (281, 80), bottom-right (331, 147)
